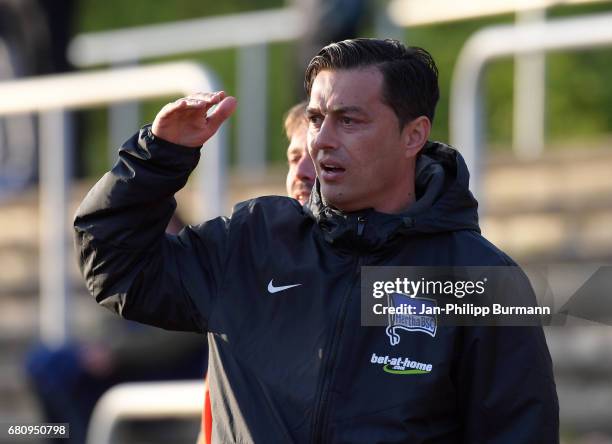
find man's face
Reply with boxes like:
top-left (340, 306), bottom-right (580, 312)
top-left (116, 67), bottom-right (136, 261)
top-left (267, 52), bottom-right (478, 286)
top-left (307, 67), bottom-right (412, 213)
top-left (286, 124), bottom-right (315, 205)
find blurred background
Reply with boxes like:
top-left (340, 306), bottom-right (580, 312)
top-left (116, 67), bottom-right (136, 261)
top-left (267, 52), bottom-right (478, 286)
top-left (1, 0), bottom-right (611, 442)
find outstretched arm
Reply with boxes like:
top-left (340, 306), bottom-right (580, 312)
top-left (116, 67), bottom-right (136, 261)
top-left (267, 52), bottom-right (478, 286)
top-left (74, 91), bottom-right (236, 333)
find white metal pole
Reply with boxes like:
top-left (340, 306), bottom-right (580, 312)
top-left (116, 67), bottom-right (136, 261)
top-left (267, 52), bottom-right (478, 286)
top-left (387, 0), bottom-right (611, 27)
top-left (38, 110), bottom-right (71, 346)
top-left (68, 8), bottom-right (305, 67)
top-left (513, 8), bottom-right (547, 160)
top-left (237, 44), bottom-right (268, 175)
top-left (196, 70), bottom-right (226, 221)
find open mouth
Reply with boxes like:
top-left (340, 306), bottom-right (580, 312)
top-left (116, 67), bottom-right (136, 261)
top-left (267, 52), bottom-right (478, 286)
top-left (320, 161), bottom-right (346, 179)
top-left (293, 188), bottom-right (311, 203)
top-left (294, 192), bottom-right (310, 204)
top-left (321, 164), bottom-right (345, 173)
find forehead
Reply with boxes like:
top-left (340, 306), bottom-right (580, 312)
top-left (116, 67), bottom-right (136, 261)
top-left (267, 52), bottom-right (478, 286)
top-left (287, 127), bottom-right (307, 152)
top-left (308, 67), bottom-right (384, 110)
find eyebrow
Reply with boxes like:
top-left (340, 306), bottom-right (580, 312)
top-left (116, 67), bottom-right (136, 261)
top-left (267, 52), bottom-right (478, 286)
top-left (306, 105), bottom-right (367, 117)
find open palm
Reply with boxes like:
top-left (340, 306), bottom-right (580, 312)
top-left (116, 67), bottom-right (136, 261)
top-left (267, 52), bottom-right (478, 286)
top-left (152, 91), bottom-right (237, 148)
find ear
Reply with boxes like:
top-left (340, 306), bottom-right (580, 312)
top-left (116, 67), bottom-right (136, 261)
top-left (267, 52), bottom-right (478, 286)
top-left (401, 116), bottom-right (431, 159)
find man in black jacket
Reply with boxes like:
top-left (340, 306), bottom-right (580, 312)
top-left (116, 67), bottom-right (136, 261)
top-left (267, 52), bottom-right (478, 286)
top-left (74, 38), bottom-right (559, 443)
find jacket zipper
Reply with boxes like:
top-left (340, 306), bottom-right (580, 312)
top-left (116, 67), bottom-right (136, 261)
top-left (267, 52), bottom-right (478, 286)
top-left (311, 216), bottom-right (367, 443)
top-left (357, 216), bottom-right (366, 236)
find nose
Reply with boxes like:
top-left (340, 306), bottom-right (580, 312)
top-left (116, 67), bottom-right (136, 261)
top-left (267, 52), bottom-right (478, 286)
top-left (310, 117), bottom-right (338, 153)
top-left (296, 152), bottom-right (315, 181)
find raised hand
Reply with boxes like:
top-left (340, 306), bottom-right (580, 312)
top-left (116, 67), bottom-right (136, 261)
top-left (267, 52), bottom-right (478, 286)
top-left (152, 91), bottom-right (237, 148)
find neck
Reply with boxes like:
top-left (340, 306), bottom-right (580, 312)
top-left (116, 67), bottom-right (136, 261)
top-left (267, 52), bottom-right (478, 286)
top-left (371, 184), bottom-right (416, 214)
top-left (375, 191), bottom-right (416, 214)
top-left (372, 164), bottom-right (417, 214)
top-left (322, 178), bottom-right (417, 215)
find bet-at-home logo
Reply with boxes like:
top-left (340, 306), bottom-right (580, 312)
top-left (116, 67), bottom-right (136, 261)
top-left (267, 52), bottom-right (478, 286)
top-left (371, 353), bottom-right (433, 375)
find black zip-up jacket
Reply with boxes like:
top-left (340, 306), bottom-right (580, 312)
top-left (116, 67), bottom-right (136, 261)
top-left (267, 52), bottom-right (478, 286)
top-left (74, 126), bottom-right (559, 443)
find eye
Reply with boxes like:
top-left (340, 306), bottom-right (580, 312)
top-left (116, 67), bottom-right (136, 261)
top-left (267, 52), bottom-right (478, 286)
top-left (287, 153), bottom-right (302, 165)
top-left (308, 114), bottom-right (323, 127)
top-left (340, 116), bottom-right (354, 125)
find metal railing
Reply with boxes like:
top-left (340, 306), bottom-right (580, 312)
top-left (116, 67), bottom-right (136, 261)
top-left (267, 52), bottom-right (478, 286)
top-left (0, 62), bottom-right (225, 346)
top-left (86, 380), bottom-right (204, 444)
top-left (387, 0), bottom-right (611, 26)
top-left (390, 0), bottom-right (611, 169)
top-left (67, 8), bottom-right (303, 65)
top-left (67, 7), bottom-right (306, 173)
top-left (450, 11), bottom-right (612, 200)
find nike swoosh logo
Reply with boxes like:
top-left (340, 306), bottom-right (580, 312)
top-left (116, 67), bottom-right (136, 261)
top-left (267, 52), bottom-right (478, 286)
top-left (268, 280), bottom-right (302, 294)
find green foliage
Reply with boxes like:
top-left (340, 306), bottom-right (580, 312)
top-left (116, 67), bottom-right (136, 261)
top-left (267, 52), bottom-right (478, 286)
top-left (81, 108), bottom-right (109, 177)
top-left (547, 49), bottom-right (612, 142)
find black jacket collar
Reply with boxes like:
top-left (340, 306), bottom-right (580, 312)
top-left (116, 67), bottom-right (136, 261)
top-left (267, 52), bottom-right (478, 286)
top-left (304, 141), bottom-right (480, 251)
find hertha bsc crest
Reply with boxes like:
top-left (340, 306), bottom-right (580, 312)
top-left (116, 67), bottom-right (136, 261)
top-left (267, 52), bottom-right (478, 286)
top-left (385, 293), bottom-right (437, 345)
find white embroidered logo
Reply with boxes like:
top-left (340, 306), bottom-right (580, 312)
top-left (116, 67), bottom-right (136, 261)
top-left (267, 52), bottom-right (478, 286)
top-left (267, 280), bottom-right (302, 294)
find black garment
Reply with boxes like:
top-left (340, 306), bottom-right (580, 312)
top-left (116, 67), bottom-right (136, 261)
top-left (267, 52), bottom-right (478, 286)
top-left (74, 126), bottom-right (559, 444)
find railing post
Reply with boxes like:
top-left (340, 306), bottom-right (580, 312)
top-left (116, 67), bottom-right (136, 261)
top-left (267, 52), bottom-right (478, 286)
top-left (513, 9), bottom-right (546, 160)
top-left (38, 110), bottom-right (72, 346)
top-left (236, 44), bottom-right (268, 175)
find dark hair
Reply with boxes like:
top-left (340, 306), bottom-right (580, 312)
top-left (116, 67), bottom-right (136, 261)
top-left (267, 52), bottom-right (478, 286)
top-left (304, 38), bottom-right (439, 127)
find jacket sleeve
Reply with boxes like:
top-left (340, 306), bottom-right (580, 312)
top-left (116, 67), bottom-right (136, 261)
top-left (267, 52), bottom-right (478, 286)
top-left (73, 125), bottom-right (228, 333)
top-left (456, 268), bottom-right (559, 443)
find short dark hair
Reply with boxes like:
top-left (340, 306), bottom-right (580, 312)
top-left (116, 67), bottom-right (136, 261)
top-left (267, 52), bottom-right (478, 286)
top-left (304, 38), bottom-right (440, 128)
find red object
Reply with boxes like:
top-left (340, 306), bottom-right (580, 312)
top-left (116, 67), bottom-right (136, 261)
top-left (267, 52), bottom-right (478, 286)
top-left (203, 378), bottom-right (212, 444)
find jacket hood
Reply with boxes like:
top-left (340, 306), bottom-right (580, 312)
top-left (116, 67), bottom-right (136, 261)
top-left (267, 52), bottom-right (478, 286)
top-left (304, 141), bottom-right (480, 250)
